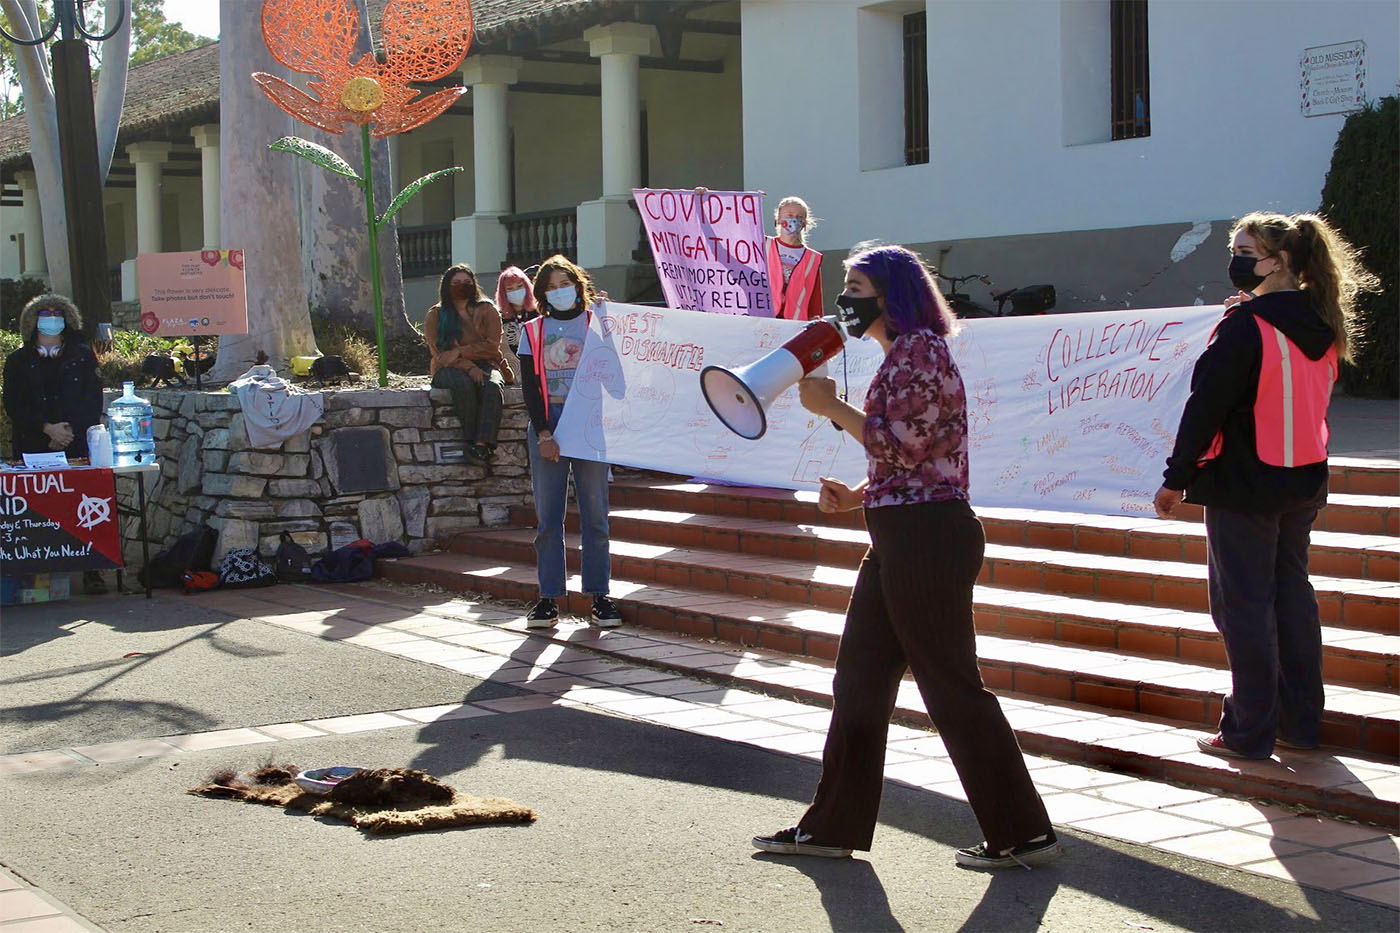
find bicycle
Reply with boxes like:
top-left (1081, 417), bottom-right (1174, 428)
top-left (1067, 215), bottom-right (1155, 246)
top-left (936, 271), bottom-right (1056, 319)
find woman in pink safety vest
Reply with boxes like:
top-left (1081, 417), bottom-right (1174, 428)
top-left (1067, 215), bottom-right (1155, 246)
top-left (765, 196), bottom-right (824, 321)
top-left (1153, 212), bottom-right (1380, 761)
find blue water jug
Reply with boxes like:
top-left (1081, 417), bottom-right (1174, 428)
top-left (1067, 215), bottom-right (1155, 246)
top-left (107, 381), bottom-right (156, 467)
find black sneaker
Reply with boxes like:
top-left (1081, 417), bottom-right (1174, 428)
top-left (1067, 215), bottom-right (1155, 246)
top-left (591, 594), bottom-right (622, 628)
top-left (955, 831), bottom-right (1062, 870)
top-left (525, 598), bottom-right (558, 629)
top-left (752, 827), bottom-right (851, 858)
top-left (470, 442), bottom-right (496, 463)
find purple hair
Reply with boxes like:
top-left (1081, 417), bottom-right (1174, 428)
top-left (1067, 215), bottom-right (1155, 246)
top-left (846, 245), bottom-right (958, 338)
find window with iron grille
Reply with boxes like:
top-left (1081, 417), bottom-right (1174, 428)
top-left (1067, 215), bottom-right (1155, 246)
top-left (1111, 0), bottom-right (1150, 140)
top-left (903, 10), bottom-right (929, 165)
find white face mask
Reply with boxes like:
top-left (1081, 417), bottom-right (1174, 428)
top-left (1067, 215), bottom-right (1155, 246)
top-left (545, 285), bottom-right (578, 312)
top-left (505, 287), bottom-right (528, 307)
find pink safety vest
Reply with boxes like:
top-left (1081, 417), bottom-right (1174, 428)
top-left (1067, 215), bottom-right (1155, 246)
top-left (1199, 312), bottom-right (1337, 468)
top-left (766, 237), bottom-right (823, 321)
top-left (522, 309), bottom-right (592, 423)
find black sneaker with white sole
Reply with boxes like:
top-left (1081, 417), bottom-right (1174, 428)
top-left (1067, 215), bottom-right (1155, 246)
top-left (955, 831), bottom-right (1062, 870)
top-left (525, 598), bottom-right (558, 629)
top-left (591, 594), bottom-right (622, 628)
top-left (751, 827), bottom-right (852, 858)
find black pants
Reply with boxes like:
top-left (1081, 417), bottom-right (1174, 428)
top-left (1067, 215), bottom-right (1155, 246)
top-left (800, 499), bottom-right (1050, 852)
top-left (432, 363), bottom-right (504, 447)
top-left (1204, 504), bottom-right (1324, 757)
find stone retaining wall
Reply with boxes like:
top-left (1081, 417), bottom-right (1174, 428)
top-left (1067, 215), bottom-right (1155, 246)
top-left (113, 385), bottom-right (532, 565)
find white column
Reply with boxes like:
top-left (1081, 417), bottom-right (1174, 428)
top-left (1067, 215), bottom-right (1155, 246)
top-left (192, 125), bottom-right (221, 248)
top-left (127, 141), bottom-right (171, 255)
top-left (14, 170), bottom-right (46, 277)
top-left (451, 55), bottom-right (521, 274)
top-left (578, 22), bottom-right (656, 269)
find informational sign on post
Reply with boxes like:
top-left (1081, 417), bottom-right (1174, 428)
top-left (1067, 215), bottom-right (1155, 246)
top-left (633, 188), bottom-right (772, 316)
top-left (136, 250), bottom-right (250, 337)
top-left (1300, 40), bottom-right (1366, 117)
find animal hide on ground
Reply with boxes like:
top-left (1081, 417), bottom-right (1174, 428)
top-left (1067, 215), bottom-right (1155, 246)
top-left (188, 764), bottom-right (538, 835)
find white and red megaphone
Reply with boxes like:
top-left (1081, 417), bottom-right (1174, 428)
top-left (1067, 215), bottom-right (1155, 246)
top-left (700, 320), bottom-right (845, 439)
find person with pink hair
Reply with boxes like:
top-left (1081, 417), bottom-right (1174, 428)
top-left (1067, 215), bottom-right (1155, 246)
top-left (495, 265), bottom-right (539, 384)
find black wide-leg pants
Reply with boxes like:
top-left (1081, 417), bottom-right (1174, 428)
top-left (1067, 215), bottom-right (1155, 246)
top-left (800, 499), bottom-right (1051, 852)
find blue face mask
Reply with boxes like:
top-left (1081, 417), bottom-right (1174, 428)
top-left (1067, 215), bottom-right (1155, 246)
top-left (546, 285), bottom-right (578, 312)
top-left (36, 316), bottom-right (65, 337)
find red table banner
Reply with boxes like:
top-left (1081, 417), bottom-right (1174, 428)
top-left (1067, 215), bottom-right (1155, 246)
top-left (0, 468), bottom-right (123, 573)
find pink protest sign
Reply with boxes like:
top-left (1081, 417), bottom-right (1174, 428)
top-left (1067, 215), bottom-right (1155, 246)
top-left (136, 250), bottom-right (250, 337)
top-left (633, 188), bottom-right (773, 316)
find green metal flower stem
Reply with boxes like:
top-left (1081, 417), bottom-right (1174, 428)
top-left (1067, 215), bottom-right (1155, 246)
top-left (360, 123), bottom-right (388, 387)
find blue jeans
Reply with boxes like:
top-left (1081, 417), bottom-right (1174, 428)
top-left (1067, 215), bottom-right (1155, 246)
top-left (527, 409), bottom-right (611, 598)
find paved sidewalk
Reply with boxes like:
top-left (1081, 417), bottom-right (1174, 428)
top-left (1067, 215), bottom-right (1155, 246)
top-left (3, 584), bottom-right (1395, 931)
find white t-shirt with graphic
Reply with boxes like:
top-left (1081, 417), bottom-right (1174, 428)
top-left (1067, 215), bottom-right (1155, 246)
top-left (518, 314), bottom-right (589, 398)
top-left (777, 241), bottom-right (807, 284)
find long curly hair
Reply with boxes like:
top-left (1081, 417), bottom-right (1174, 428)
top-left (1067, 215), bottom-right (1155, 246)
top-left (18, 293), bottom-right (83, 346)
top-left (431, 263), bottom-right (484, 350)
top-left (1232, 211), bottom-right (1380, 363)
top-left (845, 244), bottom-right (958, 338)
top-left (532, 254), bottom-right (596, 317)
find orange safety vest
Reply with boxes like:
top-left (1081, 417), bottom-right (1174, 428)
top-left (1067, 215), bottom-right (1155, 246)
top-left (766, 237), bottom-right (823, 321)
top-left (522, 309), bottom-right (592, 423)
top-left (1199, 312), bottom-right (1337, 468)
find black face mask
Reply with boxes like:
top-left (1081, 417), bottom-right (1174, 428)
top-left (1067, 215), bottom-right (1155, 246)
top-left (1228, 255), bottom-right (1266, 292)
top-left (835, 294), bottom-right (882, 338)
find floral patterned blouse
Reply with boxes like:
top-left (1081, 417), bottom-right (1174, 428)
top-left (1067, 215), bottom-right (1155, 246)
top-left (861, 329), bottom-right (970, 509)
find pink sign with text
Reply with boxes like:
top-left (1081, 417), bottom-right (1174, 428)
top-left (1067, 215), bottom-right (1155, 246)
top-left (136, 250), bottom-right (249, 337)
top-left (633, 188), bottom-right (772, 316)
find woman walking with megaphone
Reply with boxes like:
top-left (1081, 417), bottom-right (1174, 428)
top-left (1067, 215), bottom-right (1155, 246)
top-left (752, 244), bottom-right (1059, 870)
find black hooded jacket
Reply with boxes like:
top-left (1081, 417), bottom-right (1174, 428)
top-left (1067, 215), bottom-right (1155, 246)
top-left (1162, 290), bottom-right (1335, 513)
top-left (2, 342), bottom-right (104, 459)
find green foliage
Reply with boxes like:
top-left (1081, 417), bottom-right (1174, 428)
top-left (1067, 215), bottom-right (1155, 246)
top-left (0, 275), bottom-right (50, 329)
top-left (99, 331), bottom-right (219, 387)
top-left (1320, 95), bottom-right (1399, 398)
top-left (310, 318), bottom-right (430, 379)
top-left (0, 327), bottom-right (20, 455)
top-left (271, 136), bottom-right (362, 181)
top-left (378, 167), bottom-right (463, 228)
top-left (0, 0), bottom-right (213, 119)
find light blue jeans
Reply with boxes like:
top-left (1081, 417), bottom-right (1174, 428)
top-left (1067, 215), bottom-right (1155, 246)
top-left (527, 409), bottom-right (611, 598)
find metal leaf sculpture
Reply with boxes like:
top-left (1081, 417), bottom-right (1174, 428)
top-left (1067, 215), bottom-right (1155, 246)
top-left (253, 0), bottom-right (474, 385)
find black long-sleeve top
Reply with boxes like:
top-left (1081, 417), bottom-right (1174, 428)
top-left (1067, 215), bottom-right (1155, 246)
top-left (2, 341), bottom-right (104, 459)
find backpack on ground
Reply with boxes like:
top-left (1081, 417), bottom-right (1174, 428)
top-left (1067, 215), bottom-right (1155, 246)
top-left (309, 540), bottom-right (375, 583)
top-left (180, 570), bottom-right (220, 594)
top-left (274, 532), bottom-right (313, 583)
top-left (218, 548), bottom-right (277, 588)
top-left (139, 524), bottom-right (218, 589)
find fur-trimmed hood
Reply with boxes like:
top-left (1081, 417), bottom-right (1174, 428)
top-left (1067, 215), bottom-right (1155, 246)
top-left (18, 293), bottom-right (83, 344)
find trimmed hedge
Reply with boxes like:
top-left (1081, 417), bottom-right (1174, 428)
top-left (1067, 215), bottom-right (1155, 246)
top-left (1320, 95), bottom-right (1398, 397)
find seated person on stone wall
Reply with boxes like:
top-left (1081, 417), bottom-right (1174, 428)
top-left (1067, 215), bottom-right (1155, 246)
top-left (2, 293), bottom-right (108, 594)
top-left (494, 264), bottom-right (539, 384)
top-left (423, 263), bottom-right (515, 465)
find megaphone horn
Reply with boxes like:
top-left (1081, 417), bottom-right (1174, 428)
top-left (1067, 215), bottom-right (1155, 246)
top-left (701, 320), bottom-right (845, 440)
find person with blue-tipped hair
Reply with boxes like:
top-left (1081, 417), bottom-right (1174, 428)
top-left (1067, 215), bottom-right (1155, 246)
top-left (751, 244), bottom-right (1059, 871)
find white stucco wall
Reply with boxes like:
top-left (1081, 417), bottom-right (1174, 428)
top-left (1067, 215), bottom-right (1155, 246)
top-left (742, 0), bottom-right (1400, 251)
top-left (0, 203), bottom-right (24, 278)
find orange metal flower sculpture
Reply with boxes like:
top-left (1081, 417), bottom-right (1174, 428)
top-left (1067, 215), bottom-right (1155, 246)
top-left (252, 0), bottom-right (474, 385)
top-left (253, 0), bottom-right (472, 137)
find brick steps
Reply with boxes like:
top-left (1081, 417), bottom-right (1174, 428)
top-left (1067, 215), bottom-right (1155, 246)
top-left (443, 526), bottom-right (1400, 689)
top-left (378, 552), bottom-right (1400, 829)
top-left (542, 506), bottom-right (1398, 633)
top-left (387, 545), bottom-right (1400, 760)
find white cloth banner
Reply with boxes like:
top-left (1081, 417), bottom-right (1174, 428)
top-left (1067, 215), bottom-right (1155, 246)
top-left (554, 302), bottom-right (1222, 516)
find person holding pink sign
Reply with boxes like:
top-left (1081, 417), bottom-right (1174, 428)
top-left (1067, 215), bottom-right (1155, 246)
top-left (765, 196), bottom-right (824, 321)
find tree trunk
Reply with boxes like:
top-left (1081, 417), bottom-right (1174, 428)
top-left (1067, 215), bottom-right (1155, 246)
top-left (92, 0), bottom-right (131, 181)
top-left (210, 0), bottom-right (317, 381)
top-left (301, 0), bottom-right (412, 340)
top-left (1, 0), bottom-right (71, 296)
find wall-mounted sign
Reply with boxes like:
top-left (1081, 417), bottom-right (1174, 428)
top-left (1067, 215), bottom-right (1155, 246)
top-left (136, 250), bottom-right (250, 336)
top-left (1300, 40), bottom-right (1366, 117)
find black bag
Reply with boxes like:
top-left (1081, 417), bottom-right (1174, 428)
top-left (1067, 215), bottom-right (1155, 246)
top-left (274, 532), bottom-right (313, 583)
top-left (139, 524), bottom-right (218, 589)
top-left (309, 541), bottom-right (375, 583)
top-left (218, 548), bottom-right (277, 588)
top-left (310, 355), bottom-right (352, 385)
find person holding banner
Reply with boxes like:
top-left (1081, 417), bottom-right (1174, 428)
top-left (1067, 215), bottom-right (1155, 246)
top-left (518, 255), bottom-right (622, 630)
top-left (752, 245), bottom-right (1058, 870)
top-left (423, 263), bottom-right (514, 465)
top-left (765, 196), bottom-right (824, 321)
top-left (1153, 212), bottom-right (1379, 761)
top-left (494, 264), bottom-right (539, 384)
